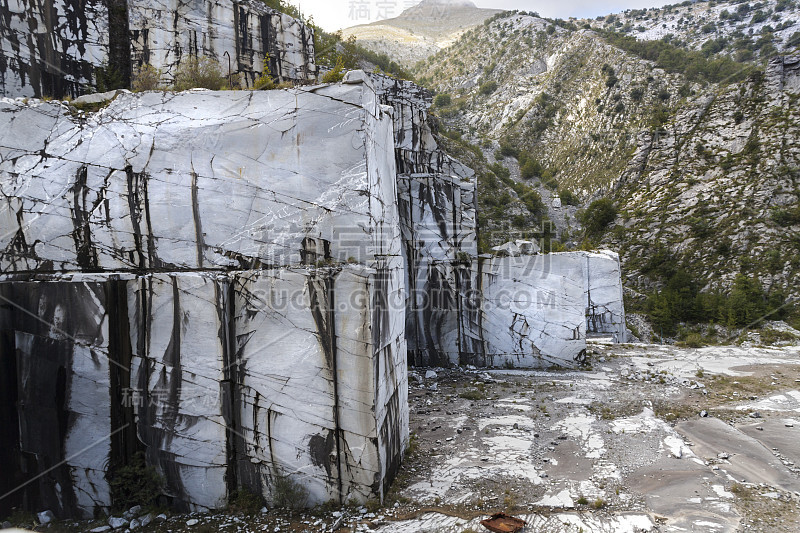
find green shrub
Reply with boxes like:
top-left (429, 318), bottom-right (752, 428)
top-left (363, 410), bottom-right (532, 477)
top-left (459, 389), bottom-right (487, 400)
top-left (578, 198), bottom-right (617, 236)
top-left (229, 488), bottom-right (265, 514)
top-left (322, 57), bottom-right (346, 83)
top-left (272, 476), bottom-right (309, 509)
top-left (108, 452), bottom-right (164, 511)
top-left (727, 274), bottom-right (768, 327)
top-left (559, 189), bottom-right (579, 206)
top-left (677, 332), bottom-right (706, 348)
top-left (520, 157), bottom-right (543, 179)
top-left (601, 30), bottom-right (754, 84)
top-left (479, 80), bottom-right (498, 95)
top-left (132, 64), bottom-right (162, 91)
top-left (499, 141), bottom-right (520, 158)
top-left (172, 57), bottom-right (226, 91)
top-left (253, 54), bottom-right (275, 90)
top-left (771, 206), bottom-right (800, 227)
top-left (434, 93), bottom-right (452, 107)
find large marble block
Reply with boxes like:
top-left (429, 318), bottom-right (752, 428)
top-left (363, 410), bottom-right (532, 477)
top-left (0, 0), bottom-right (108, 98)
top-left (0, 264), bottom-right (408, 515)
top-left (0, 280), bottom-right (113, 518)
top-left (129, 0), bottom-right (316, 85)
top-left (0, 0), bottom-right (316, 98)
top-left (370, 74), bottom-right (473, 179)
top-left (478, 254), bottom-right (588, 368)
top-left (127, 273), bottom-right (230, 512)
top-left (0, 85), bottom-right (399, 272)
top-left (397, 173), bottom-right (477, 366)
top-left (585, 250), bottom-right (627, 342)
top-left (232, 263), bottom-right (407, 506)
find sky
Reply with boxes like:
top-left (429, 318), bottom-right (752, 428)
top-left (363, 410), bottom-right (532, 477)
top-left (287, 0), bottom-right (676, 32)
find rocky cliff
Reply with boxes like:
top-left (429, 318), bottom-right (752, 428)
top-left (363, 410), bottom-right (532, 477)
top-left (0, 0), bottom-right (316, 98)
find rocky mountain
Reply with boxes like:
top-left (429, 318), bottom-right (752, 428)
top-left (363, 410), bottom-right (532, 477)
top-left (341, 0), bottom-right (502, 67)
top-left (583, 0), bottom-right (800, 61)
top-left (408, 2), bottom-right (800, 323)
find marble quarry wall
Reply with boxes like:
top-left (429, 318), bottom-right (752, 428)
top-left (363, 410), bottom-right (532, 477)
top-left (0, 82), bottom-right (407, 516)
top-left (0, 70), bottom-right (626, 517)
top-left (0, 0), bottom-right (316, 99)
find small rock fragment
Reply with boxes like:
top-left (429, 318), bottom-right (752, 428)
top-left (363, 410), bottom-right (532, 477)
top-left (425, 370), bottom-right (438, 380)
top-left (37, 511), bottom-right (55, 525)
top-left (186, 518), bottom-right (199, 526)
top-left (700, 410), bottom-right (708, 417)
top-left (108, 517), bottom-right (128, 529)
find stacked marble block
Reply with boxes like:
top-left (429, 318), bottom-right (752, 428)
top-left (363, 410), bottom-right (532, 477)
top-left (374, 73), bottom-right (626, 368)
top-left (0, 0), bottom-right (316, 98)
top-left (396, 171), bottom-right (626, 368)
top-left (0, 83), bottom-right (407, 516)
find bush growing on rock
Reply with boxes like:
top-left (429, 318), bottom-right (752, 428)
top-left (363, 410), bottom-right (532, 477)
top-left (172, 57), bottom-right (227, 91)
top-left (434, 93), bottom-right (452, 107)
top-left (322, 57), bottom-right (346, 83)
top-left (132, 64), bottom-right (162, 91)
top-left (108, 452), bottom-right (164, 511)
top-left (578, 198), bottom-right (617, 236)
top-left (479, 80), bottom-right (498, 95)
top-left (559, 189), bottom-right (580, 206)
top-left (272, 476), bottom-right (309, 509)
top-left (253, 55), bottom-right (275, 90)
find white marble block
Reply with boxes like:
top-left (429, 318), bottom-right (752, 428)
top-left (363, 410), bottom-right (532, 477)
top-left (129, 0), bottom-right (316, 86)
top-left (0, 84), bottom-right (399, 272)
top-left (585, 250), bottom-right (627, 342)
top-left (128, 273), bottom-right (230, 512)
top-left (479, 254), bottom-right (588, 368)
top-left (233, 263), bottom-right (407, 506)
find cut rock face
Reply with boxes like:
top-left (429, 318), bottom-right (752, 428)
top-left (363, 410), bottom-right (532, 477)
top-left (0, 84), bottom-right (407, 516)
top-left (0, 0), bottom-right (316, 98)
top-left (0, 87), bottom-right (398, 271)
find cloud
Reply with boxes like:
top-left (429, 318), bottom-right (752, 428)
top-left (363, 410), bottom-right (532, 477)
top-left (288, 0), bottom-right (674, 31)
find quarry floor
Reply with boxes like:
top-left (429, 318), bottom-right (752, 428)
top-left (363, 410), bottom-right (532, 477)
top-left (15, 341), bottom-right (800, 533)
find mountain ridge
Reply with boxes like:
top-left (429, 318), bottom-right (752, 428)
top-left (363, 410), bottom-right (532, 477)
top-left (405, 2), bottom-right (800, 330)
top-left (341, 0), bottom-right (502, 66)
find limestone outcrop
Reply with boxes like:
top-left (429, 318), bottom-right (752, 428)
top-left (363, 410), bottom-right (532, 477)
top-left (0, 0), bottom-right (316, 99)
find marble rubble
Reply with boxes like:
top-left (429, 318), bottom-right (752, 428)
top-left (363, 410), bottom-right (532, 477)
top-left (0, 77), bottom-right (625, 518)
top-left (0, 0), bottom-right (316, 98)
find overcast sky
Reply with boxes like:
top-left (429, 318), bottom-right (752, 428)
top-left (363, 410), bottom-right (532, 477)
top-left (288, 0), bottom-right (675, 31)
